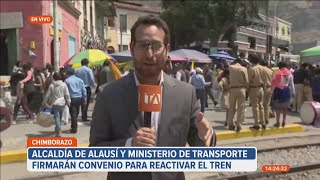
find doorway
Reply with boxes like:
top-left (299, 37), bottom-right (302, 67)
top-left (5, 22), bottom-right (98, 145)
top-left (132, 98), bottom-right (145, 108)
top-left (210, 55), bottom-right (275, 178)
top-left (0, 30), bottom-right (9, 75)
top-left (51, 40), bottom-right (54, 66)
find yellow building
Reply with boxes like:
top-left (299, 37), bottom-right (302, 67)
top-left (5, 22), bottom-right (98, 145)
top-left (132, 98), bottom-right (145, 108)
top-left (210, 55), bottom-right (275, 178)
top-left (275, 17), bottom-right (292, 43)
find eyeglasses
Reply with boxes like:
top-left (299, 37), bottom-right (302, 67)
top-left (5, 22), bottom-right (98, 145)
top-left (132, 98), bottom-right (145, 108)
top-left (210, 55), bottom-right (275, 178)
top-left (134, 41), bottom-right (167, 54)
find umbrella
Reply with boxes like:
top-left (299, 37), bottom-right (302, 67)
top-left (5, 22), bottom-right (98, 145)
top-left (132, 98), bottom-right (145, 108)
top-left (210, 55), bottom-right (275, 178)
top-left (300, 46), bottom-right (320, 64)
top-left (300, 46), bottom-right (320, 57)
top-left (64, 49), bottom-right (115, 69)
top-left (209, 51), bottom-right (235, 61)
top-left (110, 50), bottom-right (188, 62)
top-left (169, 49), bottom-right (211, 63)
top-left (168, 53), bottom-right (187, 62)
top-left (110, 50), bottom-right (132, 61)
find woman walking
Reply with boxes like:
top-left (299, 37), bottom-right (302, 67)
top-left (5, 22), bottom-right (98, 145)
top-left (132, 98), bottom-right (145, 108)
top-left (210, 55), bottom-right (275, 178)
top-left (12, 71), bottom-right (35, 124)
top-left (271, 61), bottom-right (295, 127)
top-left (42, 72), bottom-right (71, 137)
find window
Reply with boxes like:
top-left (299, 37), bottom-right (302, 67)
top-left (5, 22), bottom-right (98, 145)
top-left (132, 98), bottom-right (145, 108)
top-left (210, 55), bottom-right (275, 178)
top-left (282, 27), bottom-right (286, 35)
top-left (84, 19), bottom-right (88, 31)
top-left (118, 45), bottom-right (128, 51)
top-left (108, 17), bottom-right (115, 27)
top-left (68, 35), bottom-right (76, 58)
top-left (248, 37), bottom-right (256, 49)
top-left (119, 14), bottom-right (127, 32)
top-left (287, 27), bottom-right (291, 35)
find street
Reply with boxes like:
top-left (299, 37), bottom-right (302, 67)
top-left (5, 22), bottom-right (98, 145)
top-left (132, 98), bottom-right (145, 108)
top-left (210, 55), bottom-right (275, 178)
top-left (0, 99), bottom-right (309, 152)
top-left (0, 92), bottom-right (318, 180)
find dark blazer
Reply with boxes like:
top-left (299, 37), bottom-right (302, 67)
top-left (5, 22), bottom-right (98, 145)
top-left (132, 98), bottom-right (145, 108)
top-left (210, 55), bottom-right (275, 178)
top-left (90, 72), bottom-right (216, 180)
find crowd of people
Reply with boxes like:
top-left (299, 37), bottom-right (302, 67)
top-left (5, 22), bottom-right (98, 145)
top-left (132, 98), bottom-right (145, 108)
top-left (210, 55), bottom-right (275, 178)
top-left (4, 58), bottom-right (119, 137)
top-left (164, 53), bottom-right (320, 132)
top-left (2, 53), bottom-right (320, 137)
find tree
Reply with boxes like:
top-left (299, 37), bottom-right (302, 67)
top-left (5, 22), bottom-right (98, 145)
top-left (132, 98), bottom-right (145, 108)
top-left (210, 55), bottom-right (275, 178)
top-left (161, 0), bottom-right (268, 52)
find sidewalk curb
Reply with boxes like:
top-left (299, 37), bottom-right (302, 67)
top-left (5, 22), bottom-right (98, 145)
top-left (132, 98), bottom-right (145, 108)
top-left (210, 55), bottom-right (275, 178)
top-left (216, 124), bottom-right (304, 141)
top-left (0, 124), bottom-right (304, 164)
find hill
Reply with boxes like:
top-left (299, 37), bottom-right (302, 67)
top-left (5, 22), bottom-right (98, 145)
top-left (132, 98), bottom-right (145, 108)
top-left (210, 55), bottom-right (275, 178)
top-left (268, 0), bottom-right (320, 44)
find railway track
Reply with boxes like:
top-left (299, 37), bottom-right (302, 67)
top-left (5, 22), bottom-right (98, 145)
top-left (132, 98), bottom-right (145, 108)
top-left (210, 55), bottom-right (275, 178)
top-left (216, 142), bottom-right (320, 180)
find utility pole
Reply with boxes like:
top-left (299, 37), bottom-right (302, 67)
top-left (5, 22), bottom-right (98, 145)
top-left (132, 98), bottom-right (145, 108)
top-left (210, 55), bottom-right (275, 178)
top-left (53, 0), bottom-right (60, 71)
top-left (275, 2), bottom-right (279, 64)
top-left (119, 16), bottom-right (123, 52)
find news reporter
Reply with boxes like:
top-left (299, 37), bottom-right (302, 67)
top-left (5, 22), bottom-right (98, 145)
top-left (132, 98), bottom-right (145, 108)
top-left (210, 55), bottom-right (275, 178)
top-left (90, 15), bottom-right (216, 180)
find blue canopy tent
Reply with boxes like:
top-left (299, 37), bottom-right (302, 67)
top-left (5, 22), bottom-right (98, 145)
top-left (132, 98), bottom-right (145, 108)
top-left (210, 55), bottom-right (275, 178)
top-left (209, 51), bottom-right (235, 62)
top-left (169, 49), bottom-right (211, 63)
top-left (110, 50), bottom-right (132, 61)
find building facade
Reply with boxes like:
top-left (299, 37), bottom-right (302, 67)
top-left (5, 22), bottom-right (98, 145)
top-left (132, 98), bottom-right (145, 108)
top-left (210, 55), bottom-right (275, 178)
top-left (105, 1), bottom-right (161, 53)
top-left (0, 0), bottom-right (115, 75)
top-left (0, 0), bottom-right (81, 74)
top-left (218, 14), bottom-right (292, 61)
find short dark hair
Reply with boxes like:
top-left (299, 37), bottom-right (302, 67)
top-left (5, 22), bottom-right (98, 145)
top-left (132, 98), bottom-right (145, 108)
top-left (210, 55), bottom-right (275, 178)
top-left (34, 67), bottom-right (42, 75)
top-left (277, 61), bottom-right (287, 69)
top-left (65, 67), bottom-right (75, 76)
top-left (234, 58), bottom-right (243, 64)
top-left (239, 52), bottom-right (245, 58)
top-left (130, 15), bottom-right (170, 44)
top-left (46, 64), bottom-right (54, 72)
top-left (22, 63), bottom-right (31, 71)
top-left (260, 60), bottom-right (268, 66)
top-left (250, 54), bottom-right (260, 64)
top-left (301, 63), bottom-right (308, 69)
top-left (53, 72), bottom-right (62, 81)
top-left (81, 58), bottom-right (89, 66)
top-left (103, 60), bottom-right (109, 67)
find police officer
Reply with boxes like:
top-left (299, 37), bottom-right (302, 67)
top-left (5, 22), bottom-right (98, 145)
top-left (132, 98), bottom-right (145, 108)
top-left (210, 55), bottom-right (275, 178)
top-left (248, 55), bottom-right (266, 130)
top-left (260, 60), bottom-right (274, 125)
top-left (227, 58), bottom-right (249, 132)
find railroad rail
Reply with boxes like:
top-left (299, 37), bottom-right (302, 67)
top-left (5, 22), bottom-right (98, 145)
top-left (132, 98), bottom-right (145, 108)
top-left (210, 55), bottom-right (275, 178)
top-left (216, 142), bottom-right (320, 180)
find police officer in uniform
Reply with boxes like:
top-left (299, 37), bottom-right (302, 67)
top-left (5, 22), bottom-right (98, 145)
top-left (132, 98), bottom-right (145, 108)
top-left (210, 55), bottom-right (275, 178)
top-left (248, 55), bottom-right (266, 130)
top-left (260, 60), bottom-right (274, 125)
top-left (227, 58), bottom-right (249, 132)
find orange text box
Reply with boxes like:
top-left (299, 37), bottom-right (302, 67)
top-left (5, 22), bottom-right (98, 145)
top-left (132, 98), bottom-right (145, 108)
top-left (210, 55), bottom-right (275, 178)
top-left (262, 165), bottom-right (290, 172)
top-left (27, 137), bottom-right (77, 147)
top-left (29, 15), bottom-right (53, 24)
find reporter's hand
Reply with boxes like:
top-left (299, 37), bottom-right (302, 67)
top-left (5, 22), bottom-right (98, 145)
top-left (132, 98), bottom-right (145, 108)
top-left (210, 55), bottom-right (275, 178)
top-left (132, 127), bottom-right (156, 147)
top-left (195, 112), bottom-right (213, 146)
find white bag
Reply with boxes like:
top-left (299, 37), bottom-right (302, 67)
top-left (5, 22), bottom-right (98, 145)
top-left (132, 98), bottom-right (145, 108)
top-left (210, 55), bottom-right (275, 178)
top-left (62, 105), bottom-right (69, 125)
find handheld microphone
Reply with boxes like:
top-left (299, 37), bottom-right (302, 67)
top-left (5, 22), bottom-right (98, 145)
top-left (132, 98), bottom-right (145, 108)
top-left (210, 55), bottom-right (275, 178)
top-left (138, 85), bottom-right (162, 127)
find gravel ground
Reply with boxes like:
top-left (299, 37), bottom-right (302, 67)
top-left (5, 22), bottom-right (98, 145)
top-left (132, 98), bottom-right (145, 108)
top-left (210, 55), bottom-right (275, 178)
top-left (216, 146), bottom-right (320, 178)
top-left (258, 170), bottom-right (320, 180)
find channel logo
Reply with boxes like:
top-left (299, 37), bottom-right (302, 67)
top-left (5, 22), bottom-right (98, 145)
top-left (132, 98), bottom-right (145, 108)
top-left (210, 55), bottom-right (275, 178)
top-left (138, 85), bottom-right (162, 112)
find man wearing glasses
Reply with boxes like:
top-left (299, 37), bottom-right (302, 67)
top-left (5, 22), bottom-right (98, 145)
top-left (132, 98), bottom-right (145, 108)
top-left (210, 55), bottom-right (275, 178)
top-left (90, 15), bottom-right (216, 180)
